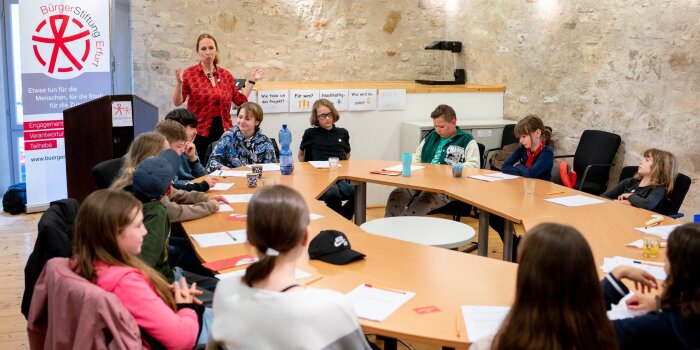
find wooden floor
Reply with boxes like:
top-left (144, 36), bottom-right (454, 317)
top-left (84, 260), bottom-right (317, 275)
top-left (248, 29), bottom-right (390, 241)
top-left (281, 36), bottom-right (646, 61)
top-left (0, 207), bottom-right (513, 350)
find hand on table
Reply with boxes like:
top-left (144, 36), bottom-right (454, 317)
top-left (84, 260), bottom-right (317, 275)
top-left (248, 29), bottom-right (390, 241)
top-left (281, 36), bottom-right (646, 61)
top-left (611, 265), bottom-right (658, 293)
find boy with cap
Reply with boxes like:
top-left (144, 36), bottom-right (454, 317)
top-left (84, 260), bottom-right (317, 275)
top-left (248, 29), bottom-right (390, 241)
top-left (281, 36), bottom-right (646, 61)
top-left (128, 149), bottom-right (218, 301)
top-left (128, 149), bottom-right (181, 282)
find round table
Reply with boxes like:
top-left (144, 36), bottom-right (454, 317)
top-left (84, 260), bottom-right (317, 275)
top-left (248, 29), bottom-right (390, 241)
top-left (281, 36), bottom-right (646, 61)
top-left (360, 216), bottom-right (475, 249)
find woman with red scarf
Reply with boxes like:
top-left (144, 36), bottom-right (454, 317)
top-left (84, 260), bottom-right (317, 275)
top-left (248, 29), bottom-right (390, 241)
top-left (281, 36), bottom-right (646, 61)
top-left (492, 115), bottom-right (553, 259)
top-left (172, 33), bottom-right (265, 159)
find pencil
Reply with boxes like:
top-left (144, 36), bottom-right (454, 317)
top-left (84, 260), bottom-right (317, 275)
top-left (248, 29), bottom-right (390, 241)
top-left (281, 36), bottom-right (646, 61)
top-left (364, 283), bottom-right (406, 294)
top-left (545, 191), bottom-right (565, 195)
top-left (225, 231), bottom-right (237, 242)
top-left (304, 275), bottom-right (323, 286)
top-left (633, 260), bottom-right (664, 267)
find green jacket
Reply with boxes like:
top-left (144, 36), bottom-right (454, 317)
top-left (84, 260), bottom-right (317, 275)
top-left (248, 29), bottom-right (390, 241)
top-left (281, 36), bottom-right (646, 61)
top-left (125, 185), bottom-right (174, 283)
top-left (420, 126), bottom-right (474, 165)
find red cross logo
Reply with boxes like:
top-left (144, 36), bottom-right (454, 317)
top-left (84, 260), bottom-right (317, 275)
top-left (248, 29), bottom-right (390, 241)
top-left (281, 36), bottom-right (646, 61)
top-left (31, 15), bottom-right (91, 75)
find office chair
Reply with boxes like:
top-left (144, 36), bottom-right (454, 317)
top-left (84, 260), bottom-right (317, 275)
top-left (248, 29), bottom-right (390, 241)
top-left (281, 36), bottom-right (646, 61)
top-left (92, 158), bottom-right (125, 189)
top-left (270, 138), bottom-right (281, 160)
top-left (203, 141), bottom-right (218, 166)
top-left (617, 165), bottom-right (692, 219)
top-left (484, 123), bottom-right (517, 169)
top-left (554, 130), bottom-right (621, 195)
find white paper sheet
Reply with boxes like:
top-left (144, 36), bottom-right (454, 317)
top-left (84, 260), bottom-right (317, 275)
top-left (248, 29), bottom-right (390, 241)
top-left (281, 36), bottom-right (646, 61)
top-left (601, 256), bottom-right (666, 281)
top-left (213, 170), bottom-right (249, 177)
top-left (381, 164), bottom-right (424, 172)
top-left (346, 284), bottom-right (415, 322)
top-left (191, 230), bottom-right (247, 248)
top-left (216, 268), bottom-right (311, 281)
top-left (218, 203), bottom-right (234, 212)
top-left (209, 183), bottom-right (234, 191)
top-left (308, 161), bottom-right (343, 169)
top-left (246, 164), bottom-right (281, 172)
top-left (468, 175), bottom-right (506, 182)
top-left (607, 293), bottom-right (647, 320)
top-left (309, 213), bottom-right (324, 220)
top-left (634, 224), bottom-right (681, 240)
top-left (461, 305), bottom-right (510, 341)
top-left (222, 194), bottom-right (253, 203)
top-left (544, 195), bottom-right (605, 207)
top-left (487, 173), bottom-right (519, 180)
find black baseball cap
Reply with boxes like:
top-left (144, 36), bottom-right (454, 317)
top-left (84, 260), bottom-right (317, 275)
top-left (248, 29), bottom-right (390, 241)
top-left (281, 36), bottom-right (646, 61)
top-left (132, 149), bottom-right (180, 199)
top-left (308, 230), bottom-right (365, 265)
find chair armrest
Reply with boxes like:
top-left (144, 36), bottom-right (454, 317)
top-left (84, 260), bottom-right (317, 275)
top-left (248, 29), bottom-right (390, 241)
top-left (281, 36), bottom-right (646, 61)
top-left (669, 213), bottom-right (684, 219)
top-left (577, 163), bottom-right (615, 190)
top-left (554, 154), bottom-right (575, 159)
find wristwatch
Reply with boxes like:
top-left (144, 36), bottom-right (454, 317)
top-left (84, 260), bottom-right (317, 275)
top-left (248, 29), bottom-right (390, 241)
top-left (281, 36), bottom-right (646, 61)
top-left (247, 79), bottom-right (256, 85)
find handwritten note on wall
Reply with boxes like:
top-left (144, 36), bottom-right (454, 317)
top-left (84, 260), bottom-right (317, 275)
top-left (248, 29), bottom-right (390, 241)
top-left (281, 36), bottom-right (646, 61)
top-left (348, 89), bottom-right (377, 111)
top-left (289, 90), bottom-right (320, 113)
top-left (377, 89), bottom-right (406, 111)
top-left (258, 90), bottom-right (289, 114)
top-left (320, 89), bottom-right (349, 111)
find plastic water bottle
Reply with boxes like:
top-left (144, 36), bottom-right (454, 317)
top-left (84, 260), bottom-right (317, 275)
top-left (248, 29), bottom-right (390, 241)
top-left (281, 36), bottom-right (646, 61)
top-left (279, 124), bottom-right (294, 175)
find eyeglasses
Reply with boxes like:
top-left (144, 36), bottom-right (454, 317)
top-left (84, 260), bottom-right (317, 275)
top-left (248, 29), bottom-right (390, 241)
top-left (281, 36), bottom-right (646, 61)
top-left (317, 113), bottom-right (333, 120)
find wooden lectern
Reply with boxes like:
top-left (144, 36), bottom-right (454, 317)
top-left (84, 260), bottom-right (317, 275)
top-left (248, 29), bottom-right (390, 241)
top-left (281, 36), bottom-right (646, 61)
top-left (63, 95), bottom-right (158, 202)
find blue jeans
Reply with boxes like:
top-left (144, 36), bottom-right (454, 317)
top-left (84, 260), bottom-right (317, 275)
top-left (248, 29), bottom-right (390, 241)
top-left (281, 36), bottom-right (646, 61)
top-left (321, 180), bottom-right (355, 220)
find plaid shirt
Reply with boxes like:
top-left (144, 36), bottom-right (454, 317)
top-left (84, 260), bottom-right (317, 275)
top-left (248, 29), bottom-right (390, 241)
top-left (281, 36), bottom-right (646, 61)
top-left (181, 63), bottom-right (248, 136)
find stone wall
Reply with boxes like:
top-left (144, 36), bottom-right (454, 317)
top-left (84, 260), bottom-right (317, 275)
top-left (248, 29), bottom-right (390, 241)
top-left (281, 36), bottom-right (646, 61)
top-left (132, 0), bottom-right (698, 217)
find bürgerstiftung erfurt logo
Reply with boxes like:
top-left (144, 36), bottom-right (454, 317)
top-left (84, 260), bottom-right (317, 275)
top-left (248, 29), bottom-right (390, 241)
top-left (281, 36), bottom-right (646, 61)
top-left (31, 4), bottom-right (105, 79)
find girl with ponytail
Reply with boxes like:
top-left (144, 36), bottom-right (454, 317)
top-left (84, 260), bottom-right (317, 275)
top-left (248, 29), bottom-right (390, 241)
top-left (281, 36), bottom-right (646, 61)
top-left (208, 185), bottom-right (371, 349)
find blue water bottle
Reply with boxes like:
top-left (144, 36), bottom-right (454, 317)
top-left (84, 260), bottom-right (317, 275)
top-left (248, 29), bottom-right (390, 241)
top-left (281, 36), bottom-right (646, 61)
top-left (278, 124), bottom-right (294, 175)
top-left (401, 152), bottom-right (412, 177)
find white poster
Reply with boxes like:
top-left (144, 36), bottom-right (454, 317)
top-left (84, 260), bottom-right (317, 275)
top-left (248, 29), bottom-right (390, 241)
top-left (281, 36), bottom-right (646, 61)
top-left (289, 90), bottom-right (319, 113)
top-left (258, 90), bottom-right (289, 114)
top-left (111, 101), bottom-right (133, 127)
top-left (20, 0), bottom-right (112, 208)
top-left (348, 89), bottom-right (377, 111)
top-left (377, 89), bottom-right (407, 111)
top-left (319, 89), bottom-right (349, 111)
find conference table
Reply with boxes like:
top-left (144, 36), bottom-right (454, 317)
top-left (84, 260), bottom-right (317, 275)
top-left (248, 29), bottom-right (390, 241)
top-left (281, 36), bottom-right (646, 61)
top-left (182, 160), bottom-right (678, 349)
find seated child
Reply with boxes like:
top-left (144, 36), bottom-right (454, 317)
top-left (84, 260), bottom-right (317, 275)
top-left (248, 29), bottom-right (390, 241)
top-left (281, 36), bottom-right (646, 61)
top-left (155, 118), bottom-right (216, 192)
top-left (72, 189), bottom-right (207, 349)
top-left (110, 132), bottom-right (225, 223)
top-left (298, 99), bottom-right (355, 219)
top-left (208, 185), bottom-right (371, 349)
top-left (601, 148), bottom-right (677, 211)
top-left (206, 102), bottom-right (277, 172)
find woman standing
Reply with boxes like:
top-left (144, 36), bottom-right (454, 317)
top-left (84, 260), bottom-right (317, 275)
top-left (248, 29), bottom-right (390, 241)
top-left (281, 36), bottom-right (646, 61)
top-left (173, 33), bottom-right (265, 158)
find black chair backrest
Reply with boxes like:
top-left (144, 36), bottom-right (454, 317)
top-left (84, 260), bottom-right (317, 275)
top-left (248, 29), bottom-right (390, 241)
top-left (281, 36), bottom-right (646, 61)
top-left (21, 198), bottom-right (79, 318)
top-left (270, 138), bottom-right (281, 160)
top-left (618, 166), bottom-right (638, 182)
top-left (654, 173), bottom-right (691, 216)
top-left (477, 143), bottom-right (486, 168)
top-left (501, 124), bottom-right (518, 147)
top-left (92, 158), bottom-right (124, 189)
top-left (203, 141), bottom-right (218, 166)
top-left (573, 130), bottom-right (621, 193)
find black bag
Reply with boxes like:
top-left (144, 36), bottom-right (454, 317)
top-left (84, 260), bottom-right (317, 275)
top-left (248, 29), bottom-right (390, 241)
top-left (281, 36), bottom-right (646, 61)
top-left (3, 182), bottom-right (27, 215)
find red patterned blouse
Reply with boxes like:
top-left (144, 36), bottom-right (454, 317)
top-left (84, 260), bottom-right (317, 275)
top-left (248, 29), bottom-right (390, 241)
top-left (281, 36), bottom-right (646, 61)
top-left (181, 63), bottom-right (248, 136)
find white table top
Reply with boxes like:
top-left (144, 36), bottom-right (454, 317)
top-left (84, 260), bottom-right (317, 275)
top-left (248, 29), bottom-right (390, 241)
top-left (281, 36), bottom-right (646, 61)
top-left (360, 216), bottom-right (476, 249)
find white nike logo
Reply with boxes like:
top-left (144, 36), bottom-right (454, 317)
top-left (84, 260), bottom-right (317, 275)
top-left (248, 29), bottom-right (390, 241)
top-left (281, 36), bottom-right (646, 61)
top-left (334, 236), bottom-right (348, 247)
